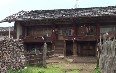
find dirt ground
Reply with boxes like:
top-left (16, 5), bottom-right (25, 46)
top-left (47, 57), bottom-right (97, 73)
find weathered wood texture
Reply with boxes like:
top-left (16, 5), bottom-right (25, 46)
top-left (42, 43), bottom-right (47, 67)
top-left (24, 43), bottom-right (54, 66)
top-left (99, 35), bottom-right (116, 73)
top-left (0, 37), bottom-right (25, 73)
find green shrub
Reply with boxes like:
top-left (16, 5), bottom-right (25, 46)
top-left (92, 67), bottom-right (101, 73)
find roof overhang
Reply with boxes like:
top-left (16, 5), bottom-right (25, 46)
top-left (1, 6), bottom-right (116, 23)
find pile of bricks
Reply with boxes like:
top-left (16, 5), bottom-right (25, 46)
top-left (0, 37), bottom-right (25, 73)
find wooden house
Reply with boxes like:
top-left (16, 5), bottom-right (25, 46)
top-left (1, 6), bottom-right (116, 58)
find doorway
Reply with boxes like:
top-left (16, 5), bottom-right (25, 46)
top-left (66, 40), bottom-right (73, 56)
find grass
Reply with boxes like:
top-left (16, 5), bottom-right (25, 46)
top-left (7, 66), bottom-right (64, 73)
top-left (7, 65), bottom-right (80, 73)
top-left (7, 63), bottom-right (96, 73)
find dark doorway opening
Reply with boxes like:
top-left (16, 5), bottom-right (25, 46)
top-left (77, 41), bottom-right (96, 57)
top-left (66, 40), bottom-right (73, 56)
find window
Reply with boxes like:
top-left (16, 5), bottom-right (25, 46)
top-left (100, 26), bottom-right (116, 34)
top-left (78, 25), bottom-right (96, 36)
top-left (27, 26), bottom-right (52, 37)
top-left (58, 27), bottom-right (74, 36)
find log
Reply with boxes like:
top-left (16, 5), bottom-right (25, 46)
top-left (99, 34), bottom-right (116, 73)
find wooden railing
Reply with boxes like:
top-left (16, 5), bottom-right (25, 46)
top-left (64, 36), bottom-right (74, 40)
top-left (63, 35), bottom-right (97, 41)
top-left (22, 35), bottom-right (52, 43)
top-left (25, 49), bottom-right (54, 65)
top-left (77, 35), bottom-right (97, 41)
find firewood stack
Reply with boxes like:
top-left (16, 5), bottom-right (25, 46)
top-left (0, 37), bottom-right (25, 73)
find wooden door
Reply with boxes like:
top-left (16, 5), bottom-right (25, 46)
top-left (79, 41), bottom-right (96, 56)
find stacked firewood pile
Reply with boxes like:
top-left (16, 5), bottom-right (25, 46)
top-left (99, 34), bottom-right (116, 73)
top-left (0, 37), bottom-right (25, 73)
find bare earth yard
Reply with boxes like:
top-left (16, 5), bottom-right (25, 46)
top-left (8, 57), bottom-right (97, 73)
top-left (47, 57), bottom-right (97, 73)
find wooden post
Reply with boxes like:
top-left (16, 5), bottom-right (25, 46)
top-left (96, 24), bottom-right (100, 40)
top-left (22, 22), bottom-right (25, 37)
top-left (72, 18), bottom-right (77, 57)
top-left (51, 22), bottom-right (56, 57)
top-left (100, 35), bottom-right (101, 46)
top-left (42, 42), bottom-right (47, 68)
top-left (9, 26), bottom-right (10, 38)
top-left (73, 39), bottom-right (77, 57)
top-left (14, 22), bottom-right (17, 39)
top-left (52, 42), bottom-right (55, 56)
top-left (64, 40), bottom-right (66, 57)
top-left (51, 21), bottom-right (56, 52)
top-left (24, 26), bottom-right (27, 37)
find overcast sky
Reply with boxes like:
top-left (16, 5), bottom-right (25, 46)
top-left (0, 0), bottom-right (116, 27)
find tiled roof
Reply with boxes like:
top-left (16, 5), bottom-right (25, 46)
top-left (1, 6), bottom-right (116, 22)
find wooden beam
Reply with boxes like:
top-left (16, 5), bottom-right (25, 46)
top-left (96, 24), bottom-right (100, 40)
